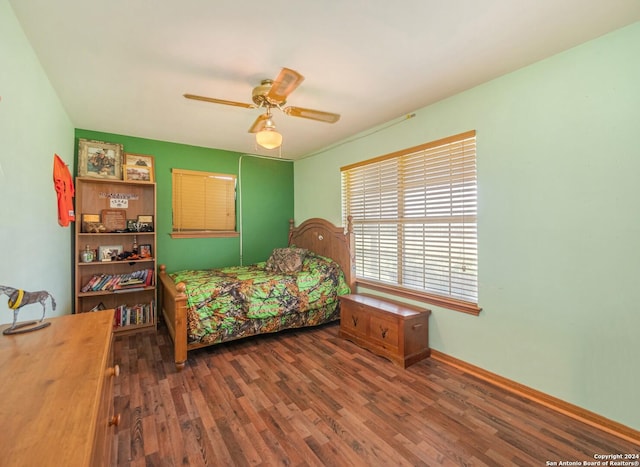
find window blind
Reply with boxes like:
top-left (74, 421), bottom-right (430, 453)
top-left (172, 168), bottom-right (236, 232)
top-left (341, 130), bottom-right (477, 305)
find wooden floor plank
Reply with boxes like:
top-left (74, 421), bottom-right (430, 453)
top-left (113, 322), bottom-right (639, 466)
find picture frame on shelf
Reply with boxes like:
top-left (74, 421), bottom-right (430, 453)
top-left (137, 215), bottom-right (154, 232)
top-left (123, 164), bottom-right (153, 183)
top-left (139, 244), bottom-right (152, 258)
top-left (78, 139), bottom-right (123, 179)
top-left (82, 214), bottom-right (100, 223)
top-left (126, 219), bottom-right (137, 231)
top-left (81, 213), bottom-right (105, 233)
top-left (101, 209), bottom-right (127, 232)
top-left (98, 245), bottom-right (123, 262)
top-left (124, 153), bottom-right (155, 177)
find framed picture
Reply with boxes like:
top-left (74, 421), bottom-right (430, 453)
top-left (98, 245), bottom-right (123, 262)
top-left (78, 139), bottom-right (123, 179)
top-left (101, 209), bottom-right (127, 232)
top-left (139, 244), bottom-right (152, 258)
top-left (123, 164), bottom-right (153, 182)
top-left (126, 219), bottom-right (137, 231)
top-left (81, 213), bottom-right (105, 233)
top-left (137, 215), bottom-right (154, 231)
top-left (125, 153), bottom-right (154, 172)
top-left (82, 214), bottom-right (100, 223)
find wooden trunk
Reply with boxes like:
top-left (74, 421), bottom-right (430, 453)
top-left (339, 293), bottom-right (430, 368)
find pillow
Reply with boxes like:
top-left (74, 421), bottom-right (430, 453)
top-left (265, 247), bottom-right (309, 274)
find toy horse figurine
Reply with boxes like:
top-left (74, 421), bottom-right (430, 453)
top-left (0, 285), bottom-right (55, 335)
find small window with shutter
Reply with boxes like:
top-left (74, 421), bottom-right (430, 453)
top-left (171, 168), bottom-right (238, 238)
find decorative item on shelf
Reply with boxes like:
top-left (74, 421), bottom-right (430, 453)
top-left (84, 222), bottom-right (106, 233)
top-left (77, 139), bottom-right (123, 180)
top-left (81, 214), bottom-right (105, 233)
top-left (117, 251), bottom-right (142, 261)
top-left (139, 244), bottom-right (152, 258)
top-left (80, 245), bottom-right (95, 263)
top-left (124, 153), bottom-right (155, 181)
top-left (132, 235), bottom-right (138, 254)
top-left (88, 302), bottom-right (106, 312)
top-left (136, 215), bottom-right (154, 232)
top-left (101, 209), bottom-right (127, 232)
top-left (0, 285), bottom-right (55, 335)
top-left (98, 245), bottom-right (123, 262)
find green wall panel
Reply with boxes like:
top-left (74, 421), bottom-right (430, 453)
top-left (74, 129), bottom-right (293, 272)
top-left (239, 156), bottom-right (294, 265)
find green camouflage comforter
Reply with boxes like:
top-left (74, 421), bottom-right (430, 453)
top-left (170, 252), bottom-right (350, 344)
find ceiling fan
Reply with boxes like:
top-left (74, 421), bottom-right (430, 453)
top-left (184, 67), bottom-right (340, 149)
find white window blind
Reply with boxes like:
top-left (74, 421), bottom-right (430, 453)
top-left (341, 130), bottom-right (478, 308)
top-left (172, 168), bottom-right (236, 232)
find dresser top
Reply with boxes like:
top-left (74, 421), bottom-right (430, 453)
top-left (0, 310), bottom-right (114, 467)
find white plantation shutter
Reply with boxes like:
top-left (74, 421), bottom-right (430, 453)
top-left (341, 131), bottom-right (478, 311)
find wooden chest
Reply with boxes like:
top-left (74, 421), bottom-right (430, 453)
top-left (338, 294), bottom-right (430, 368)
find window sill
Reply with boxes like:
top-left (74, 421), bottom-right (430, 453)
top-left (170, 230), bottom-right (239, 239)
top-left (356, 279), bottom-right (482, 316)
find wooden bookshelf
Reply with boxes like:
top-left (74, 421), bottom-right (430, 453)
top-left (74, 177), bottom-right (157, 334)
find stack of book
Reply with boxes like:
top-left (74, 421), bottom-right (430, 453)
top-left (114, 301), bottom-right (155, 328)
top-left (81, 269), bottom-right (154, 292)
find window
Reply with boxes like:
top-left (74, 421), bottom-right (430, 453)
top-left (341, 130), bottom-right (480, 315)
top-left (171, 168), bottom-right (238, 238)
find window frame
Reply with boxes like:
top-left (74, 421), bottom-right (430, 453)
top-left (171, 168), bottom-right (239, 239)
top-left (341, 130), bottom-right (481, 315)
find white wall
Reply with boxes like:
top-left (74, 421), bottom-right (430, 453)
top-left (0, 0), bottom-right (75, 323)
top-left (295, 22), bottom-right (640, 430)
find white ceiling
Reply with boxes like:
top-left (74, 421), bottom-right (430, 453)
top-left (9, 1), bottom-right (640, 160)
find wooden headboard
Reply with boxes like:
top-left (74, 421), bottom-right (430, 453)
top-left (288, 217), bottom-right (355, 291)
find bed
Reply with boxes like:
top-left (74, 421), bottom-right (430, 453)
top-left (158, 217), bottom-right (355, 371)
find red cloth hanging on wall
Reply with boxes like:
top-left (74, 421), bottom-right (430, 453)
top-left (53, 154), bottom-right (75, 227)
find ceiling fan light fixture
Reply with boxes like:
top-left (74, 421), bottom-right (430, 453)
top-left (185, 68), bottom-right (341, 151)
top-left (255, 119), bottom-right (283, 149)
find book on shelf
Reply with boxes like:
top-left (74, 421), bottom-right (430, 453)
top-left (81, 269), bottom-right (154, 292)
top-left (113, 300), bottom-right (155, 329)
top-left (94, 274), bottom-right (112, 291)
top-left (113, 287), bottom-right (145, 293)
top-left (81, 274), bottom-right (104, 293)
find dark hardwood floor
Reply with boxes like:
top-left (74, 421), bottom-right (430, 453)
top-left (113, 322), bottom-right (639, 466)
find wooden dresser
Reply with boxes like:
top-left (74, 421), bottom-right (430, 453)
top-left (339, 294), bottom-right (431, 368)
top-left (0, 310), bottom-right (119, 467)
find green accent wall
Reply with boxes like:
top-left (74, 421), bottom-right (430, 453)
top-left (239, 156), bottom-right (295, 264)
top-left (75, 130), bottom-right (293, 272)
top-left (294, 22), bottom-right (640, 431)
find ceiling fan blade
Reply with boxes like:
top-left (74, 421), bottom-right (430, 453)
top-left (284, 106), bottom-right (341, 123)
top-left (267, 68), bottom-right (304, 103)
top-left (248, 113), bottom-right (269, 133)
top-left (184, 93), bottom-right (255, 109)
